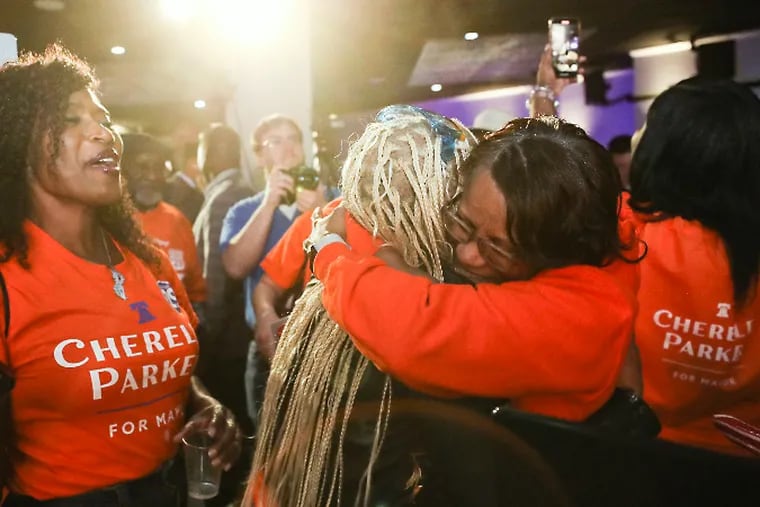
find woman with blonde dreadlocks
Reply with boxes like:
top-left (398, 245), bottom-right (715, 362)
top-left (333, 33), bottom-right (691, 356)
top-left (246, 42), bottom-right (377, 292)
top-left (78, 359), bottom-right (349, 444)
top-left (243, 105), bottom-right (475, 507)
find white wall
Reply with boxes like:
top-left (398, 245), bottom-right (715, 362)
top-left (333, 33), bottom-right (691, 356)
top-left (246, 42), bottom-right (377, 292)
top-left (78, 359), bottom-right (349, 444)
top-left (631, 48), bottom-right (697, 127)
top-left (223, 4), bottom-right (313, 180)
top-left (631, 30), bottom-right (760, 127)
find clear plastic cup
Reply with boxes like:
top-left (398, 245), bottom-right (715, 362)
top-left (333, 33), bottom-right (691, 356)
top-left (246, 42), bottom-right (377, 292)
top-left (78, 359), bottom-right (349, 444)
top-left (182, 432), bottom-right (223, 500)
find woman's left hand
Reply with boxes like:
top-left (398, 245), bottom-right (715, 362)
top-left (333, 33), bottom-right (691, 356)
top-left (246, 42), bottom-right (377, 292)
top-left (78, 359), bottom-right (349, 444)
top-left (173, 403), bottom-right (242, 471)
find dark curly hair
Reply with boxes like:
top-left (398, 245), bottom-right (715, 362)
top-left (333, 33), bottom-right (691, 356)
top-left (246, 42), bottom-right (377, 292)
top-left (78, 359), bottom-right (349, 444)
top-left (629, 77), bottom-right (760, 306)
top-left (461, 116), bottom-right (635, 276)
top-left (0, 43), bottom-right (156, 268)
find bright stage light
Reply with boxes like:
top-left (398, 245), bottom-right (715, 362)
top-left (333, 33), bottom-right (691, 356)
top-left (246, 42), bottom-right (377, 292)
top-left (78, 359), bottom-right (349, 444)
top-left (194, 99), bottom-right (207, 109)
top-left (213, 0), bottom-right (294, 45)
top-left (160, 0), bottom-right (199, 21)
top-left (110, 46), bottom-right (126, 55)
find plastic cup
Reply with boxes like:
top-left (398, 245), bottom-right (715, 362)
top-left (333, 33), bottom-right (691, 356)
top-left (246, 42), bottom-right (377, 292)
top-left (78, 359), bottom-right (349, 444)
top-left (182, 432), bottom-right (223, 500)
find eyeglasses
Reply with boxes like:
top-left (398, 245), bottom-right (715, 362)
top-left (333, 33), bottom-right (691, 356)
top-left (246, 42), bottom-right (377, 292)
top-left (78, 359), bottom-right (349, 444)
top-left (375, 104), bottom-right (475, 164)
top-left (442, 193), bottom-right (513, 264)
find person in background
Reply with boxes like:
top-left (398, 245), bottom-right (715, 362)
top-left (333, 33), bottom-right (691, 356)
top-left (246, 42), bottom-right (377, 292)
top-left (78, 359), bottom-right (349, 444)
top-left (219, 115), bottom-right (330, 426)
top-left (628, 77), bottom-right (760, 456)
top-left (608, 134), bottom-right (632, 190)
top-left (121, 133), bottom-right (206, 313)
top-left (220, 115), bottom-right (328, 325)
top-left (164, 141), bottom-right (205, 223)
top-left (191, 123), bottom-right (255, 505)
top-left (193, 123), bottom-right (253, 343)
top-left (0, 44), bottom-right (240, 506)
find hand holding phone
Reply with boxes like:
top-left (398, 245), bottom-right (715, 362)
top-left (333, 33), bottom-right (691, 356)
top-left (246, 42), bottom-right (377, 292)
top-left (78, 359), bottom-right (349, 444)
top-left (548, 17), bottom-right (580, 78)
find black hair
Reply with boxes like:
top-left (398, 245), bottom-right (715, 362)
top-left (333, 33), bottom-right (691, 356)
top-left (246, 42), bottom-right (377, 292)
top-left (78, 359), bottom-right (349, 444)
top-left (608, 134), bottom-right (632, 154)
top-left (469, 127), bottom-right (493, 143)
top-left (462, 116), bottom-right (631, 276)
top-left (629, 77), bottom-right (760, 306)
top-left (120, 132), bottom-right (172, 179)
top-left (201, 123), bottom-right (241, 177)
top-left (0, 43), bottom-right (156, 268)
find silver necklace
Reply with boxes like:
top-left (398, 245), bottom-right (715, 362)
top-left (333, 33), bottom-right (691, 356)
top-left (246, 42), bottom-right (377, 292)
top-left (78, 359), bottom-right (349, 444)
top-left (100, 229), bottom-right (127, 301)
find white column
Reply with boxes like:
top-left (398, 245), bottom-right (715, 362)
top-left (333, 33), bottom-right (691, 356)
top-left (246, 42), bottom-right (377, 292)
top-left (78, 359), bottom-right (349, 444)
top-left (0, 33), bottom-right (17, 66)
top-left (224, 2), bottom-right (313, 177)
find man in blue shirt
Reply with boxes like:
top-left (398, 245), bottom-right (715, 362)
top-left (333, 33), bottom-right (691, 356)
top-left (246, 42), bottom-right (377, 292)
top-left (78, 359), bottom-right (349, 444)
top-left (219, 114), bottom-right (331, 423)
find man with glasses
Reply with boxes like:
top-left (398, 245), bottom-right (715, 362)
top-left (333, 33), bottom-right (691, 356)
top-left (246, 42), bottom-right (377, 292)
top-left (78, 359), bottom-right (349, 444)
top-left (219, 114), bottom-right (331, 426)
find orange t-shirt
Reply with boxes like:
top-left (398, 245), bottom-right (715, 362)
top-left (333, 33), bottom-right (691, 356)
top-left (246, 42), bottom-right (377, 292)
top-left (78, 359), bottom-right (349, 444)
top-left (633, 215), bottom-right (760, 455)
top-left (0, 221), bottom-right (199, 499)
top-left (313, 222), bottom-right (639, 422)
top-left (260, 199), bottom-right (349, 290)
top-left (138, 201), bottom-right (206, 303)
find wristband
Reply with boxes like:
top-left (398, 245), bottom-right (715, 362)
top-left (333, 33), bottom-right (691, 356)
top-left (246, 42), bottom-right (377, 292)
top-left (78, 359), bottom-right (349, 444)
top-left (525, 85), bottom-right (560, 110)
top-left (308, 233), bottom-right (349, 273)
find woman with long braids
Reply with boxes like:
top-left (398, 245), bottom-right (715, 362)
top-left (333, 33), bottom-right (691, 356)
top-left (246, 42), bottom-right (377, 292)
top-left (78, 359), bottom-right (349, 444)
top-left (244, 105), bottom-right (475, 507)
top-left (310, 116), bottom-right (641, 426)
top-left (0, 45), bottom-right (242, 506)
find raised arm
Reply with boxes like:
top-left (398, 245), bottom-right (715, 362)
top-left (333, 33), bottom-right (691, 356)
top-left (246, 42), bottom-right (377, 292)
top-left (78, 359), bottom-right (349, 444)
top-left (528, 45), bottom-right (580, 118)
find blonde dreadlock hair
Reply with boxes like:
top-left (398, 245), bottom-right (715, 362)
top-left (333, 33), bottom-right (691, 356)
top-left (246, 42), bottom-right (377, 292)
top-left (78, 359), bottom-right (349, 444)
top-left (246, 108), bottom-right (474, 507)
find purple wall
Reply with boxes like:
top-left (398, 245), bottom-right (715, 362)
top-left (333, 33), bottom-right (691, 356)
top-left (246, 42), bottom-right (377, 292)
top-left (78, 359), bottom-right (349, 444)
top-left (414, 69), bottom-right (636, 147)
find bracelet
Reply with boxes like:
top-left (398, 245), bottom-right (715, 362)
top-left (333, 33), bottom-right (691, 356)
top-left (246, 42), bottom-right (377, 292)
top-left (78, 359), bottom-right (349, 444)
top-left (525, 85), bottom-right (560, 111)
top-left (308, 233), bottom-right (349, 274)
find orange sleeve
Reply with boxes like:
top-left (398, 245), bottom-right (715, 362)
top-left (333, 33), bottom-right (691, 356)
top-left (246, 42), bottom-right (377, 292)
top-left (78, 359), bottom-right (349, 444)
top-left (260, 198), bottom-right (344, 290)
top-left (313, 243), bottom-right (636, 420)
top-left (259, 211), bottom-right (313, 290)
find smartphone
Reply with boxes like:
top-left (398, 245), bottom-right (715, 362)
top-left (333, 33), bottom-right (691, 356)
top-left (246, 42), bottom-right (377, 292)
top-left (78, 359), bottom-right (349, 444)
top-left (548, 17), bottom-right (581, 78)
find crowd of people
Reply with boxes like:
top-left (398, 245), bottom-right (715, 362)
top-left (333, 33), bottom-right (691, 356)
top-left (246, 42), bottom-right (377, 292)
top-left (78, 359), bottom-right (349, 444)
top-left (0, 33), bottom-right (758, 507)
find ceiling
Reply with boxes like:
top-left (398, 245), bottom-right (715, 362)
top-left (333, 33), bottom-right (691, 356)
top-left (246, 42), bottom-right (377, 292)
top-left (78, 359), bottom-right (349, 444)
top-left (0, 0), bottom-right (758, 134)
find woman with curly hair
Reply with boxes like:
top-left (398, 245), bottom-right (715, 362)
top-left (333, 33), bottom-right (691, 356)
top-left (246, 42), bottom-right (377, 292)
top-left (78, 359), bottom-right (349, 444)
top-left (0, 44), bottom-right (241, 506)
